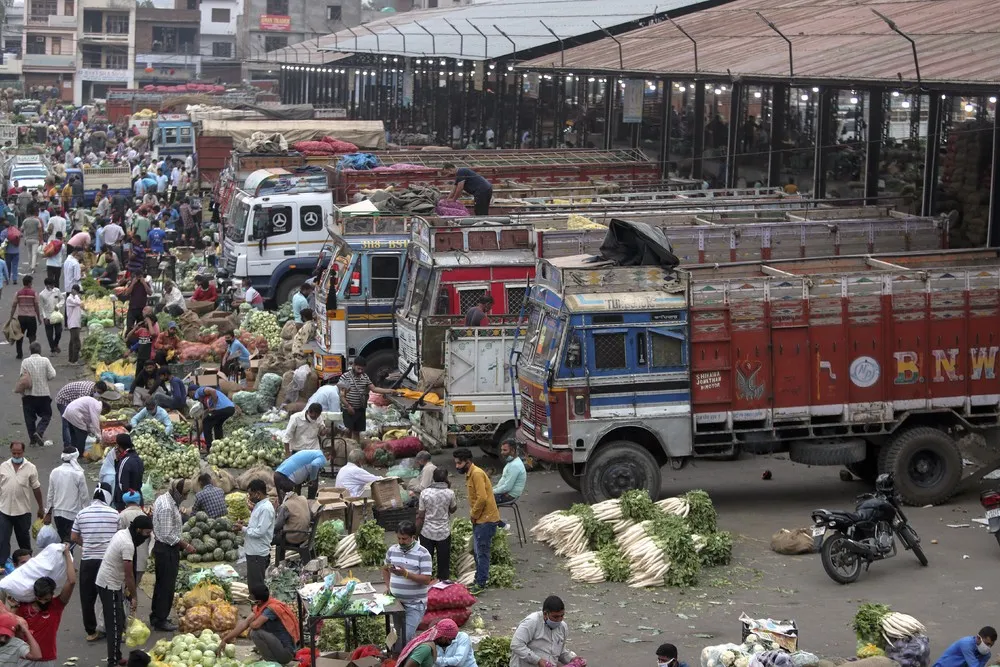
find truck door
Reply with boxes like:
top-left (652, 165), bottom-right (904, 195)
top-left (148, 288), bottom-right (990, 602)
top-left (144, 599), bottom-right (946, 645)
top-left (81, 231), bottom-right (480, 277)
top-left (247, 203), bottom-right (294, 278)
top-left (587, 321), bottom-right (637, 418)
top-left (358, 252), bottom-right (402, 331)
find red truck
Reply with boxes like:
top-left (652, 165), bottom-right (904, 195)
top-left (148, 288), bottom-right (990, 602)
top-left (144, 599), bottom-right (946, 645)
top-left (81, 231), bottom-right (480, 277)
top-left (516, 245), bottom-right (1000, 506)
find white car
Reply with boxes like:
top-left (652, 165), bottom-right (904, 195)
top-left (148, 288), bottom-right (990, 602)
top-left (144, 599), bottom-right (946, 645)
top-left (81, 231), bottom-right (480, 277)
top-left (8, 163), bottom-right (49, 191)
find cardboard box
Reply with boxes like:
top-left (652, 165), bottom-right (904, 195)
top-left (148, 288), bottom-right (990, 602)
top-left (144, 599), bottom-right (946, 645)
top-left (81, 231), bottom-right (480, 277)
top-left (195, 373), bottom-right (221, 387)
top-left (317, 488), bottom-right (345, 504)
top-left (314, 501), bottom-right (347, 525)
top-left (371, 478), bottom-right (402, 511)
top-left (347, 498), bottom-right (372, 532)
top-left (740, 614), bottom-right (798, 652)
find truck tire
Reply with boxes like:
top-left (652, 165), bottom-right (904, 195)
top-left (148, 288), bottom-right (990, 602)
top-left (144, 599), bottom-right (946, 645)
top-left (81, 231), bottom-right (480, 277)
top-left (582, 441), bottom-right (661, 503)
top-left (274, 273), bottom-right (308, 307)
top-left (558, 464), bottom-right (582, 491)
top-left (788, 439), bottom-right (866, 466)
top-left (881, 427), bottom-right (962, 506)
top-left (845, 443), bottom-right (881, 483)
top-left (365, 349), bottom-right (398, 388)
top-left (481, 426), bottom-right (514, 459)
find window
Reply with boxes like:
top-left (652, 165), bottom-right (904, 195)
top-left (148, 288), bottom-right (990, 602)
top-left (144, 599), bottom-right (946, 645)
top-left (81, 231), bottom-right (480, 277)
top-left (650, 331), bottom-right (684, 367)
top-left (326, 5), bottom-right (341, 20)
top-left (163, 127), bottom-right (178, 144)
top-left (106, 14), bottom-right (128, 34)
top-left (265, 206), bottom-right (292, 238)
top-left (29, 0), bottom-right (57, 21)
top-left (26, 35), bottom-right (45, 55)
top-left (105, 47), bottom-right (127, 69)
top-left (299, 205), bottom-right (323, 232)
top-left (64, 0), bottom-right (74, 15)
top-left (370, 255), bottom-right (400, 299)
top-left (50, 37), bottom-right (60, 55)
top-left (180, 127), bottom-right (192, 143)
top-left (458, 287), bottom-right (488, 315)
top-left (593, 332), bottom-right (627, 370)
top-left (264, 36), bottom-right (287, 52)
top-left (212, 42), bottom-right (232, 58)
top-left (506, 286), bottom-right (526, 315)
top-left (265, 0), bottom-right (288, 14)
top-left (564, 333), bottom-right (582, 368)
top-left (211, 7), bottom-right (229, 22)
top-left (80, 46), bottom-right (101, 67)
top-left (186, 0), bottom-right (196, 9)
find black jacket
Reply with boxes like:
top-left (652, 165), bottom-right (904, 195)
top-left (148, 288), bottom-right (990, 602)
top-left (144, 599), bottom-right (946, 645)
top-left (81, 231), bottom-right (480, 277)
top-left (114, 450), bottom-right (144, 509)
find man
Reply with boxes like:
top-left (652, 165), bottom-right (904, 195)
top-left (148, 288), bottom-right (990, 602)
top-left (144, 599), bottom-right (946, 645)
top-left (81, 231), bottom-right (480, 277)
top-left (45, 446), bottom-right (89, 541)
top-left (221, 331), bottom-right (251, 377)
top-left (240, 277), bottom-right (264, 309)
top-left (39, 277), bottom-right (64, 354)
top-left (126, 230), bottom-right (145, 275)
top-left (10, 548), bottom-right (32, 568)
top-left (274, 450), bottom-right (327, 503)
top-left (305, 382), bottom-right (340, 414)
top-left (95, 247), bottom-right (119, 286)
top-left (510, 596), bottom-right (580, 667)
top-left (113, 433), bottom-right (145, 511)
top-left (0, 612), bottom-right (44, 663)
top-left (191, 473), bottom-right (227, 519)
top-left (128, 359), bottom-right (160, 404)
top-left (153, 321), bottom-right (181, 365)
top-left (282, 403), bottom-right (326, 457)
top-left (123, 274), bottom-right (151, 332)
top-left (17, 545), bottom-right (76, 666)
top-left (382, 520), bottom-right (433, 644)
top-left (100, 217), bottom-right (124, 260)
top-left (335, 449), bottom-right (383, 498)
top-left (66, 283), bottom-right (83, 364)
top-left (454, 447), bottom-right (499, 594)
top-left (493, 440), bottom-right (526, 505)
top-left (11, 275), bottom-right (42, 359)
top-left (96, 516), bottom-right (153, 667)
top-left (129, 398), bottom-right (173, 435)
top-left (118, 490), bottom-right (148, 585)
top-left (147, 220), bottom-right (165, 255)
top-left (218, 583), bottom-right (299, 666)
top-left (273, 489), bottom-right (311, 561)
top-left (338, 357), bottom-right (397, 440)
top-left (417, 467), bottom-right (456, 581)
top-left (55, 380), bottom-right (112, 449)
top-left (45, 210), bottom-right (66, 240)
top-left (193, 386), bottom-right (236, 453)
top-left (67, 228), bottom-right (91, 253)
top-left (2, 218), bottom-right (21, 284)
top-left (443, 162), bottom-right (493, 216)
top-left (20, 208), bottom-right (42, 272)
top-left (63, 393), bottom-right (105, 457)
top-left (150, 479), bottom-right (196, 632)
top-left (292, 282), bottom-right (313, 323)
top-left (407, 450), bottom-right (437, 499)
top-left (463, 294), bottom-right (493, 327)
top-left (44, 231), bottom-right (65, 284)
top-left (155, 169), bottom-right (168, 197)
top-left (158, 279), bottom-right (185, 316)
top-left (397, 619), bottom-right (460, 667)
top-left (933, 627), bottom-right (997, 667)
top-left (291, 308), bottom-right (317, 358)
top-left (0, 441), bottom-right (44, 565)
top-left (656, 643), bottom-right (687, 667)
top-left (62, 249), bottom-right (82, 292)
top-left (242, 479), bottom-right (275, 589)
top-left (153, 367), bottom-right (187, 412)
top-left (19, 341), bottom-right (56, 446)
top-left (72, 484), bottom-right (120, 642)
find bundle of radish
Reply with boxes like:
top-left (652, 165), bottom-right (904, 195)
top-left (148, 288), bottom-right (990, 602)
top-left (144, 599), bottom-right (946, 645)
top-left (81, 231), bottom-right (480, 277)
top-left (334, 534), bottom-right (362, 567)
top-left (566, 542), bottom-right (631, 584)
top-left (617, 514), bottom-right (704, 588)
top-left (657, 496), bottom-right (690, 517)
top-left (530, 512), bottom-right (588, 556)
top-left (882, 613), bottom-right (926, 642)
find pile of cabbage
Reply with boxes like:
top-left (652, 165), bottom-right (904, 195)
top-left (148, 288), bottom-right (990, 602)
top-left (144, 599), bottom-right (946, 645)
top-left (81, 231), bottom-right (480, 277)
top-left (132, 420), bottom-right (200, 480)
top-left (206, 426), bottom-right (283, 469)
top-left (181, 513), bottom-right (242, 563)
top-left (151, 629), bottom-right (240, 667)
top-left (241, 309), bottom-right (281, 349)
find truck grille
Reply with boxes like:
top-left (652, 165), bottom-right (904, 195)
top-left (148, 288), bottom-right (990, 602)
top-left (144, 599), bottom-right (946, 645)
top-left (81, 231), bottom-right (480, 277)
top-left (520, 391), bottom-right (548, 433)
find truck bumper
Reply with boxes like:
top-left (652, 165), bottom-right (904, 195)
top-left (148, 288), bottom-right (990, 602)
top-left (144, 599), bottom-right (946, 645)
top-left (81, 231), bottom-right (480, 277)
top-left (521, 433), bottom-right (573, 464)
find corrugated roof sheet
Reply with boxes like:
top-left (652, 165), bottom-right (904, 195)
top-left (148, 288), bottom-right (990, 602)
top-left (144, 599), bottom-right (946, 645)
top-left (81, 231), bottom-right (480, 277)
top-left (519, 0), bottom-right (1000, 86)
top-left (313, 0), bottom-right (716, 61)
top-left (252, 39), bottom-right (351, 66)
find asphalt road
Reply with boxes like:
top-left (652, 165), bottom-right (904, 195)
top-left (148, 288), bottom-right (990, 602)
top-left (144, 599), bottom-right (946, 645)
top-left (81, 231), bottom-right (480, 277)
top-left (0, 264), bottom-right (994, 666)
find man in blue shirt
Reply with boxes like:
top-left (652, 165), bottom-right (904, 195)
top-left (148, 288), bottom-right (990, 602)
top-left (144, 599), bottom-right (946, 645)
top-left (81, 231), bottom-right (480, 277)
top-left (274, 450), bottom-right (328, 502)
top-left (193, 386), bottom-right (235, 453)
top-left (934, 627), bottom-right (996, 667)
top-left (147, 221), bottom-right (165, 254)
top-left (291, 283), bottom-right (313, 323)
top-left (443, 163), bottom-right (493, 215)
top-left (221, 331), bottom-right (251, 376)
top-left (130, 398), bottom-right (173, 435)
top-left (154, 367), bottom-right (187, 411)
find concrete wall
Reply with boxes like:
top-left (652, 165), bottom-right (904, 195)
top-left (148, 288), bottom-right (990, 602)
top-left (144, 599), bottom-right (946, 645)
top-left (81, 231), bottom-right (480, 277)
top-left (242, 0), bottom-right (360, 66)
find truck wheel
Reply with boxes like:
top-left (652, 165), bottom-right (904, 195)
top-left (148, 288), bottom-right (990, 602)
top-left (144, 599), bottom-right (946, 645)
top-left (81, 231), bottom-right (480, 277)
top-left (582, 441), bottom-right (661, 503)
top-left (845, 443), bottom-right (881, 482)
top-left (558, 464), bottom-right (582, 491)
top-left (274, 273), bottom-right (308, 306)
top-left (481, 426), bottom-right (514, 459)
top-left (882, 427), bottom-right (962, 506)
top-left (788, 439), bottom-right (866, 466)
top-left (365, 349), bottom-right (398, 388)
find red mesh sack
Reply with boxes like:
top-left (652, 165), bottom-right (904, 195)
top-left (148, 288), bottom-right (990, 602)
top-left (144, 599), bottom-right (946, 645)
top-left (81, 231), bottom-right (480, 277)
top-left (384, 436), bottom-right (423, 458)
top-left (417, 607), bottom-right (471, 631)
top-left (321, 136), bottom-right (358, 153)
top-left (426, 583), bottom-right (476, 611)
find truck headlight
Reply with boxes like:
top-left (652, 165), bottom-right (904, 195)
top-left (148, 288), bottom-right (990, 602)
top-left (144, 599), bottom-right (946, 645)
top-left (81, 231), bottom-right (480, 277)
top-left (542, 428), bottom-right (550, 439)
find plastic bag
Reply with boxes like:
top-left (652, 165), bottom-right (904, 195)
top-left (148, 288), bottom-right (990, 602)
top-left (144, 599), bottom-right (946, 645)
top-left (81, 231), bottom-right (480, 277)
top-left (701, 644), bottom-right (746, 667)
top-left (0, 544), bottom-right (69, 602)
top-left (100, 447), bottom-right (118, 489)
top-left (3, 317), bottom-right (23, 342)
top-left (36, 523), bottom-right (61, 550)
top-left (125, 617), bottom-right (151, 647)
top-left (885, 635), bottom-right (931, 667)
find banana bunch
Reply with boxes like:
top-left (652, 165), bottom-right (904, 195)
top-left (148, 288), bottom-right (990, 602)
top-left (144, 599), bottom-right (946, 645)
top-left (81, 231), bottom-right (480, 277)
top-left (882, 612), bottom-right (926, 641)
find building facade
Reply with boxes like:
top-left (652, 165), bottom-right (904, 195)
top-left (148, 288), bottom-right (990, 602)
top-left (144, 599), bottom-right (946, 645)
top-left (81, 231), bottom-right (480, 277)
top-left (0, 0), bottom-right (25, 90)
top-left (199, 0), bottom-right (242, 82)
top-left (75, 0), bottom-right (134, 103)
top-left (23, 0), bottom-right (77, 102)
top-left (134, 5), bottom-right (201, 87)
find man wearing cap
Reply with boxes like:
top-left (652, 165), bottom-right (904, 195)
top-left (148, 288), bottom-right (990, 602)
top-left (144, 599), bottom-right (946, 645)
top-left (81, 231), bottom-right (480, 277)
top-left (45, 446), bottom-right (90, 541)
top-left (96, 515), bottom-right (153, 667)
top-left (55, 380), bottom-right (116, 451)
top-left (72, 484), bottom-right (120, 643)
top-left (0, 612), bottom-right (43, 663)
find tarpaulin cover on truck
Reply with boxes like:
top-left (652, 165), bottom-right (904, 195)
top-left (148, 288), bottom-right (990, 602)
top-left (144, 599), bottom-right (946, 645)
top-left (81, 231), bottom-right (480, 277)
top-left (197, 119), bottom-right (386, 149)
top-left (599, 218), bottom-right (680, 269)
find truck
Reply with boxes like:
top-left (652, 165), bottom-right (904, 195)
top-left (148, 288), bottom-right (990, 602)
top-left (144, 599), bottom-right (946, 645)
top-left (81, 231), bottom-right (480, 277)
top-left (515, 237), bottom-right (1000, 507)
top-left (150, 114), bottom-right (195, 161)
top-left (312, 212), bottom-right (416, 382)
top-left (63, 165), bottom-right (132, 206)
top-left (394, 218), bottom-right (607, 455)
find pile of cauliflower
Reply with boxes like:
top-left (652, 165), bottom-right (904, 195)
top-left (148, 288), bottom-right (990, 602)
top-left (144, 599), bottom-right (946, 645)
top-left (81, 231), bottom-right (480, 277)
top-left (701, 633), bottom-right (783, 667)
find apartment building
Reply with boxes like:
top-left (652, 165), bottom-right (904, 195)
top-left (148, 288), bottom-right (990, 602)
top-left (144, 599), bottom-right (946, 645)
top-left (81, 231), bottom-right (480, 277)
top-left (75, 0), bottom-right (135, 103)
top-left (23, 0), bottom-right (77, 102)
top-left (134, 5), bottom-right (201, 86)
top-left (0, 0), bottom-right (25, 90)
top-left (200, 0), bottom-right (242, 82)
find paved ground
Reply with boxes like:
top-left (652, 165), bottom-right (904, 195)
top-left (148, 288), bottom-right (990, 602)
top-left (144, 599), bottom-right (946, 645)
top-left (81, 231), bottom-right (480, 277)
top-left (0, 265), bottom-right (995, 666)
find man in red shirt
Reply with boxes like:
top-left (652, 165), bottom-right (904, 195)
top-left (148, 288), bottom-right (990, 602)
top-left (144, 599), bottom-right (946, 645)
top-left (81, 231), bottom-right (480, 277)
top-left (463, 293), bottom-right (494, 327)
top-left (17, 544), bottom-right (75, 664)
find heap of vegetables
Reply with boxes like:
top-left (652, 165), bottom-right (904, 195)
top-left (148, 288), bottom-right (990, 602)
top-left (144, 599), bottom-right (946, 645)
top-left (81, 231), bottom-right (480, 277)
top-left (475, 636), bottom-right (513, 667)
top-left (533, 490), bottom-right (732, 588)
top-left (853, 603), bottom-right (928, 660)
top-left (206, 427), bottom-right (283, 469)
top-left (150, 630), bottom-right (241, 667)
top-left (314, 520), bottom-right (346, 560)
top-left (332, 520), bottom-right (386, 567)
top-left (701, 632), bottom-right (784, 667)
top-left (132, 420), bottom-right (200, 480)
top-left (82, 329), bottom-right (129, 365)
top-left (224, 492), bottom-right (250, 524)
top-left (442, 518), bottom-right (515, 587)
top-left (181, 513), bottom-right (243, 563)
top-left (242, 310), bottom-right (282, 349)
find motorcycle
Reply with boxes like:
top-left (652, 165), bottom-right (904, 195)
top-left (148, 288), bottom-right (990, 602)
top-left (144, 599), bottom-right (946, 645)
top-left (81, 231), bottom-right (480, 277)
top-left (810, 473), bottom-right (927, 584)
top-left (980, 490), bottom-right (1000, 547)
top-left (215, 269), bottom-right (236, 312)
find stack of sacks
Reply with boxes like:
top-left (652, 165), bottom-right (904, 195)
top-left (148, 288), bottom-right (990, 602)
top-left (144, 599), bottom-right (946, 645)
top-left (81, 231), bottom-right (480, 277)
top-left (419, 583), bottom-right (477, 631)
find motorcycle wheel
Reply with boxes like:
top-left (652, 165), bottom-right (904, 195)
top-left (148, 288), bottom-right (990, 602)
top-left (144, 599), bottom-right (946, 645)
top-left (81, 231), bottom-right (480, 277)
top-left (820, 532), bottom-right (864, 584)
top-left (898, 524), bottom-right (929, 566)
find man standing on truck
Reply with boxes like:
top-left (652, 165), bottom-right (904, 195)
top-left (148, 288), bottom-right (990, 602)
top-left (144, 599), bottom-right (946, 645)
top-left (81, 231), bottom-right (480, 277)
top-left (442, 163), bottom-right (493, 216)
top-left (463, 294), bottom-right (493, 327)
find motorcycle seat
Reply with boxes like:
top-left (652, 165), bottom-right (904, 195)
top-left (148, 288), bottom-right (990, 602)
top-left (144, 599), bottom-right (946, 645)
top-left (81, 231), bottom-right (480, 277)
top-left (828, 510), bottom-right (862, 522)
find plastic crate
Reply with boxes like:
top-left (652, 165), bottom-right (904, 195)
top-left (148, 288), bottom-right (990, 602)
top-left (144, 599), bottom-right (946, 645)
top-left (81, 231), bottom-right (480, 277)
top-left (373, 506), bottom-right (417, 532)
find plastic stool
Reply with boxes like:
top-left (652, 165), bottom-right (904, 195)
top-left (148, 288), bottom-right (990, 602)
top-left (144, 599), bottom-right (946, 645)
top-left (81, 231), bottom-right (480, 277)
top-left (498, 500), bottom-right (526, 548)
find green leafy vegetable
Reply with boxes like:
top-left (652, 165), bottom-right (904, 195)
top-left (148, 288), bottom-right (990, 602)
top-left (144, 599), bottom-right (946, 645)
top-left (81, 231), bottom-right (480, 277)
top-left (268, 568), bottom-right (302, 605)
top-left (475, 636), bottom-right (512, 667)
top-left (853, 603), bottom-right (892, 646)
top-left (647, 514), bottom-right (701, 587)
top-left (684, 490), bottom-right (718, 534)
top-left (490, 530), bottom-right (514, 568)
top-left (566, 503), bottom-right (616, 550)
top-left (314, 520), bottom-right (346, 560)
top-left (353, 520), bottom-right (387, 566)
top-left (700, 531), bottom-right (733, 567)
top-left (619, 489), bottom-right (658, 523)
top-left (597, 543), bottom-right (631, 582)
top-left (487, 564), bottom-right (516, 589)
top-left (450, 518), bottom-right (473, 576)
top-left (317, 620), bottom-right (346, 652)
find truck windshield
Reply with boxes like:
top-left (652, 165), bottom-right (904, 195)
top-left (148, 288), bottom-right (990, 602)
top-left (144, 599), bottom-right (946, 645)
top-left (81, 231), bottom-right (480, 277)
top-left (522, 306), bottom-right (561, 370)
top-left (404, 262), bottom-right (433, 318)
top-left (228, 198), bottom-right (251, 242)
top-left (330, 240), bottom-right (353, 294)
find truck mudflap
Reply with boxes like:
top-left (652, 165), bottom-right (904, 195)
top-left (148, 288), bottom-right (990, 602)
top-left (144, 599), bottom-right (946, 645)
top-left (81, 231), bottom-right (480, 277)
top-left (523, 437), bottom-right (573, 464)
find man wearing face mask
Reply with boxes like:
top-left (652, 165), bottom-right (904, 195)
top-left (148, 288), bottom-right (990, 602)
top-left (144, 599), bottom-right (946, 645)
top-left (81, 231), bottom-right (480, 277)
top-left (95, 514), bottom-right (153, 667)
top-left (239, 479), bottom-right (275, 590)
top-left (510, 596), bottom-right (584, 667)
top-left (656, 643), bottom-right (688, 667)
top-left (382, 520), bottom-right (434, 645)
top-left (150, 480), bottom-right (197, 632)
top-left (493, 440), bottom-right (526, 506)
top-left (45, 446), bottom-right (90, 542)
top-left (933, 627), bottom-right (997, 667)
top-left (16, 544), bottom-right (76, 666)
top-left (453, 448), bottom-right (499, 595)
top-left (0, 441), bottom-right (45, 566)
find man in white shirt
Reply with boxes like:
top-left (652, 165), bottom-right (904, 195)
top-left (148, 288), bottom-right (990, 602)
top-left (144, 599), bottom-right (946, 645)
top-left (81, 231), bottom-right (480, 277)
top-left (45, 446), bottom-right (89, 541)
top-left (184, 154), bottom-right (194, 171)
top-left (46, 213), bottom-right (66, 239)
top-left (101, 220), bottom-right (125, 250)
top-left (62, 250), bottom-right (82, 293)
top-left (38, 277), bottom-right (64, 354)
top-left (282, 403), bottom-right (326, 456)
top-left (19, 342), bottom-right (56, 447)
top-left (95, 517), bottom-right (152, 667)
top-left (334, 449), bottom-right (383, 498)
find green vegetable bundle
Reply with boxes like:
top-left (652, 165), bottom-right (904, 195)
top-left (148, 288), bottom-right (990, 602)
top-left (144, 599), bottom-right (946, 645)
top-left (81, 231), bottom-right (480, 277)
top-left (700, 531), bottom-right (733, 567)
top-left (242, 310), bottom-right (281, 349)
top-left (647, 514), bottom-right (701, 587)
top-left (853, 603), bottom-right (892, 646)
top-left (257, 373), bottom-right (282, 406)
top-left (566, 504), bottom-right (615, 550)
top-left (450, 518), bottom-right (473, 576)
top-left (596, 543), bottom-right (631, 582)
top-left (486, 564), bottom-right (516, 588)
top-left (268, 568), bottom-right (302, 605)
top-left (475, 636), bottom-right (512, 667)
top-left (82, 329), bottom-right (129, 365)
top-left (619, 489), bottom-right (658, 523)
top-left (317, 620), bottom-right (346, 652)
top-left (314, 520), bottom-right (346, 559)
top-left (684, 489), bottom-right (718, 534)
top-left (353, 520), bottom-right (387, 566)
top-left (181, 513), bottom-right (242, 563)
top-left (232, 391), bottom-right (263, 415)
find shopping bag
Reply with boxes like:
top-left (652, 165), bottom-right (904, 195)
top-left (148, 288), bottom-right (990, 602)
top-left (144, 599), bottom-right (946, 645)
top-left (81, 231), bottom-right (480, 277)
top-left (99, 446), bottom-right (118, 490)
top-left (36, 523), bottom-right (60, 550)
top-left (125, 617), bottom-right (150, 647)
top-left (3, 317), bottom-right (22, 343)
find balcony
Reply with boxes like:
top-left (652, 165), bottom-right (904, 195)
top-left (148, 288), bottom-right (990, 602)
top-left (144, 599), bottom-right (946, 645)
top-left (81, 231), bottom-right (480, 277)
top-left (26, 14), bottom-right (77, 29)
top-left (0, 57), bottom-right (23, 75)
top-left (136, 7), bottom-right (199, 24)
top-left (23, 53), bottom-right (75, 68)
top-left (80, 30), bottom-right (129, 43)
top-left (134, 66), bottom-right (195, 81)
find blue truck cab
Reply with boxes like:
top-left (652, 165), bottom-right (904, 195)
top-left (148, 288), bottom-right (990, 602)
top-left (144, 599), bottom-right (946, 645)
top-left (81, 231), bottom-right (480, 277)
top-left (64, 165), bottom-right (133, 207)
top-left (151, 114), bottom-right (195, 161)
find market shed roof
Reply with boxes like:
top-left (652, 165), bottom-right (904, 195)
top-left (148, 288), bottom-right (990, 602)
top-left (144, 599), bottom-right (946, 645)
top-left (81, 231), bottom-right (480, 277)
top-left (252, 39), bottom-right (352, 66)
top-left (314, 0), bottom-right (718, 61)
top-left (518, 0), bottom-right (1000, 87)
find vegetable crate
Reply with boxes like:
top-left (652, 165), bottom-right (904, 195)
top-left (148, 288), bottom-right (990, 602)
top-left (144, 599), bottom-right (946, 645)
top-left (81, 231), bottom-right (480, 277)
top-left (373, 506), bottom-right (417, 532)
